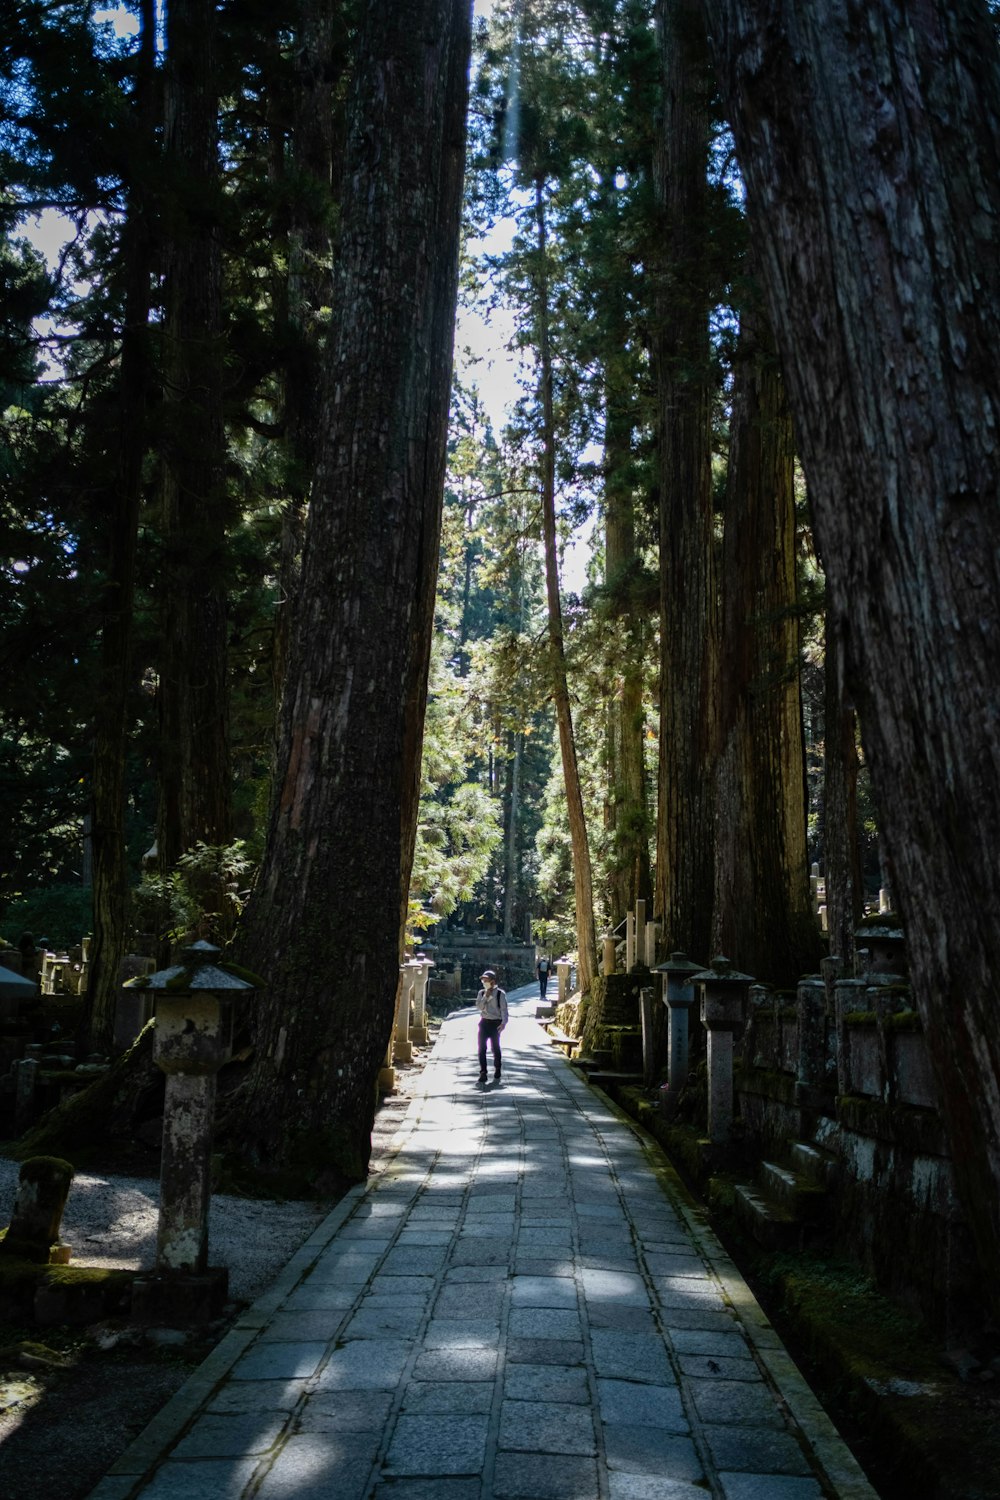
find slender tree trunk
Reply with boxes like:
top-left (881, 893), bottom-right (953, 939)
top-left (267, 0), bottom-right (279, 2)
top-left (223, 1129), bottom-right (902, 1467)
top-left (230, 0), bottom-right (472, 1185)
top-left (712, 299), bottom-right (819, 985)
top-left (273, 0), bottom-right (346, 703)
top-left (822, 606), bottom-right (862, 968)
top-left (156, 0), bottom-right (230, 881)
top-left (85, 0), bottom-right (157, 1051)
top-left (604, 374), bottom-right (652, 923)
top-left (653, 0), bottom-right (718, 961)
top-left (534, 176), bottom-right (597, 996)
top-left (704, 0), bottom-right (1000, 1296)
top-left (502, 731), bottom-right (522, 937)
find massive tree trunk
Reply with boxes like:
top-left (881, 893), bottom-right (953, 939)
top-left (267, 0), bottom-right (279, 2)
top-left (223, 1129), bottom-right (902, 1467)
top-left (535, 176), bottom-right (597, 996)
top-left (653, 0), bottom-right (718, 961)
top-left (231, 0), bottom-right (472, 1185)
top-left (85, 0), bottom-right (157, 1052)
top-left (712, 299), bottom-right (819, 986)
top-left (703, 0), bottom-right (1000, 1295)
top-left (156, 0), bottom-right (230, 877)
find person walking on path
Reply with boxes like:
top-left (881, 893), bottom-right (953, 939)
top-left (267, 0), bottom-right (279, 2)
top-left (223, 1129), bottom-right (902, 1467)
top-left (535, 952), bottom-right (551, 1001)
top-left (475, 968), bottom-right (508, 1082)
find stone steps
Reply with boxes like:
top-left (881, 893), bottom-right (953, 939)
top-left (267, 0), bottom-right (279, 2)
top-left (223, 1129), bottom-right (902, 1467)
top-left (735, 1139), bottom-right (836, 1250)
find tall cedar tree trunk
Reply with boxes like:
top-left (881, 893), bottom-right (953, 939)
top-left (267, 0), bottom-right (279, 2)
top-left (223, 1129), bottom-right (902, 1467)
top-left (823, 612), bottom-right (862, 967)
top-left (85, 0), bottom-right (156, 1051)
top-left (712, 301), bottom-right (819, 985)
top-left (273, 0), bottom-right (346, 702)
top-left (703, 0), bottom-right (1000, 1295)
top-left (231, 0), bottom-right (472, 1184)
top-left (604, 335), bottom-right (652, 924)
top-left (653, 0), bottom-right (718, 960)
top-left (534, 177), bottom-right (597, 995)
top-left (502, 731), bottom-right (522, 937)
top-left (156, 0), bottom-right (230, 880)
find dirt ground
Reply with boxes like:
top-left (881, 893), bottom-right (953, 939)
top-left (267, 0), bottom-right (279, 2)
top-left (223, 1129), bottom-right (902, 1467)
top-left (0, 1046), bottom-right (429, 1500)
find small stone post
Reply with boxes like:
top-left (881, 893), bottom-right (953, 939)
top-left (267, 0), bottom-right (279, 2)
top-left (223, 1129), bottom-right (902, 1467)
top-left (639, 986), bottom-right (656, 1087)
top-left (393, 965), bottom-right (414, 1063)
top-left (13, 1056), bottom-right (39, 1133)
top-left (127, 941), bottom-right (259, 1323)
top-left (644, 921), bottom-right (658, 967)
top-left (693, 957), bottom-right (754, 1144)
top-left (603, 933), bottom-right (616, 977)
top-left (556, 959), bottom-right (571, 1006)
top-left (410, 957), bottom-right (432, 1046)
top-left (0, 1156), bottom-right (74, 1263)
top-left (654, 953), bottom-right (702, 1110)
top-left (625, 913), bottom-right (636, 973)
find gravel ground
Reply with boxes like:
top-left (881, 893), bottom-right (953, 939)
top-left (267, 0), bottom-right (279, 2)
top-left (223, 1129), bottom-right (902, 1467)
top-left (0, 1035), bottom-right (435, 1500)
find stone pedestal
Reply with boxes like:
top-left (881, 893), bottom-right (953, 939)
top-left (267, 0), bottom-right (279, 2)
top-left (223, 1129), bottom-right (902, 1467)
top-left (556, 960), bottom-right (571, 1006)
top-left (603, 934), bottom-right (616, 977)
top-left (655, 953), bottom-right (702, 1112)
top-left (132, 1266), bottom-right (228, 1325)
top-left (694, 957), bottom-right (754, 1144)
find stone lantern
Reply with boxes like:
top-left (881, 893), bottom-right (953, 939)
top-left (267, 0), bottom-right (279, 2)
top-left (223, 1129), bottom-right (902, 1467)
top-left (654, 952), bottom-right (703, 1107)
top-left (125, 940), bottom-right (260, 1322)
top-left (692, 956), bottom-right (754, 1144)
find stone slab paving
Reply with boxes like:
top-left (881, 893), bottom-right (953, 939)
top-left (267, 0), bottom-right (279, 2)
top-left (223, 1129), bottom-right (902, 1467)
top-left (88, 988), bottom-right (879, 1500)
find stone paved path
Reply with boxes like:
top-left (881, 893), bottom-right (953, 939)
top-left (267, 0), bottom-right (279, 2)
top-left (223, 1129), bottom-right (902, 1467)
top-left (90, 987), bottom-right (879, 1500)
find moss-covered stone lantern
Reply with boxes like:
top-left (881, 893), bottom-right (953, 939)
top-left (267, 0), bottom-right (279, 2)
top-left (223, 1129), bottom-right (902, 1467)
top-left (124, 940), bottom-right (261, 1322)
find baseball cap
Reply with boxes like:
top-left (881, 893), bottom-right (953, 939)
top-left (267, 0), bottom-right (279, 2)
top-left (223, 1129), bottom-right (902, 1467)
top-left (481, 969), bottom-right (496, 979)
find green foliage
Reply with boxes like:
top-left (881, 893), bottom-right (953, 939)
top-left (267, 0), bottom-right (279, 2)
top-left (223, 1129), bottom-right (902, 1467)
top-left (0, 884), bottom-right (92, 948)
top-left (130, 841), bottom-right (253, 949)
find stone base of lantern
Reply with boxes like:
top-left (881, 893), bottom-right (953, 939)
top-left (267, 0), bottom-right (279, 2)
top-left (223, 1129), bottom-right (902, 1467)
top-left (131, 1266), bottom-right (229, 1326)
top-left (410, 1024), bottom-right (429, 1046)
top-left (393, 1039), bottom-right (413, 1063)
top-left (378, 1064), bottom-right (396, 1093)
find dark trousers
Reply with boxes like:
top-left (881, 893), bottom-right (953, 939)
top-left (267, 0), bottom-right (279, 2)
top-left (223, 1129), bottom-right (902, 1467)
top-left (538, 973), bottom-right (548, 998)
top-left (478, 1018), bottom-right (502, 1076)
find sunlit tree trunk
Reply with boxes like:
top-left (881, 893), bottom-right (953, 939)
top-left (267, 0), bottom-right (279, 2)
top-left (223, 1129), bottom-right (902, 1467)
top-left (534, 176), bottom-right (597, 995)
top-left (605, 373), bottom-right (652, 924)
top-left (704, 0), bottom-right (1000, 1295)
top-left (230, 0), bottom-right (472, 1185)
top-left (653, 0), bottom-right (718, 961)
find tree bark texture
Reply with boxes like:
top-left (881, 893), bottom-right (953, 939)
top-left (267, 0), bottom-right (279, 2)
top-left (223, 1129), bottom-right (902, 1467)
top-left (535, 177), bottom-right (597, 996)
top-left (711, 301), bottom-right (818, 986)
top-left (233, 0), bottom-right (472, 1182)
top-left (85, 0), bottom-right (157, 1051)
top-left (653, 0), bottom-right (718, 962)
top-left (156, 0), bottom-right (230, 875)
top-left (703, 0), bottom-right (1000, 1291)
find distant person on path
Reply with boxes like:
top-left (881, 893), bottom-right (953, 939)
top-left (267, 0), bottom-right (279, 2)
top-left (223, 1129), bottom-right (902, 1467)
top-left (536, 953), bottom-right (551, 1000)
top-left (476, 969), bottom-right (508, 1083)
